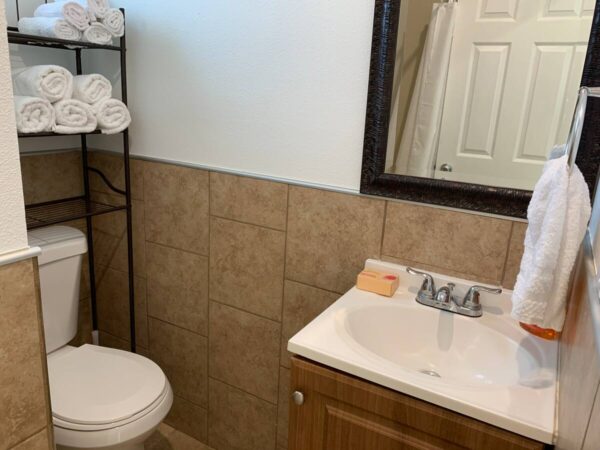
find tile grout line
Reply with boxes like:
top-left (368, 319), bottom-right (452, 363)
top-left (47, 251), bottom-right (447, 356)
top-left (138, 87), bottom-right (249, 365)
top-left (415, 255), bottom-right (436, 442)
top-left (274, 183), bottom-right (291, 448)
top-left (210, 212), bottom-right (287, 234)
top-left (379, 200), bottom-right (389, 258)
top-left (8, 426), bottom-right (48, 449)
top-left (499, 222), bottom-right (516, 287)
top-left (206, 172), bottom-right (213, 447)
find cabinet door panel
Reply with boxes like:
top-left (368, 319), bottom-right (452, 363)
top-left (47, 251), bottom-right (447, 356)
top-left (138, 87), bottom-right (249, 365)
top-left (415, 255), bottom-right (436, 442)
top-left (289, 357), bottom-right (544, 450)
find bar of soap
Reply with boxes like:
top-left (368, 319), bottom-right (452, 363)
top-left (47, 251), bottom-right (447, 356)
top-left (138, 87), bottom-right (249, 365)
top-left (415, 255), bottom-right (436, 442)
top-left (356, 270), bottom-right (399, 297)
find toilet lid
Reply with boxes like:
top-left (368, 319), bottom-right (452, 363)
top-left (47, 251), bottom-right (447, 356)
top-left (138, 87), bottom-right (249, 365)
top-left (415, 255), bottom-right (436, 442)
top-left (48, 344), bottom-right (167, 426)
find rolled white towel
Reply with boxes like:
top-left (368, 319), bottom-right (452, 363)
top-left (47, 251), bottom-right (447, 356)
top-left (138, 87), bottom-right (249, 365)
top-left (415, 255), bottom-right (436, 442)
top-left (12, 65), bottom-right (73, 103)
top-left (101, 8), bottom-right (124, 37)
top-left (34, 1), bottom-right (90, 31)
top-left (14, 96), bottom-right (56, 134)
top-left (93, 98), bottom-right (131, 134)
top-left (73, 0), bottom-right (111, 20)
top-left (83, 22), bottom-right (112, 45)
top-left (54, 99), bottom-right (97, 134)
top-left (72, 74), bottom-right (112, 104)
top-left (18, 17), bottom-right (82, 41)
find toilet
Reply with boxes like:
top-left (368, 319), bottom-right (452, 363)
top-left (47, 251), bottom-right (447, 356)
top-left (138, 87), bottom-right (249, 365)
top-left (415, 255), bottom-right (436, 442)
top-left (29, 226), bottom-right (173, 450)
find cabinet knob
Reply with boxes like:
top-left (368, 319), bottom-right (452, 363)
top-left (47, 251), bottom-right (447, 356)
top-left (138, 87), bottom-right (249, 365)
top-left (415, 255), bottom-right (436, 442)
top-left (292, 391), bottom-right (304, 405)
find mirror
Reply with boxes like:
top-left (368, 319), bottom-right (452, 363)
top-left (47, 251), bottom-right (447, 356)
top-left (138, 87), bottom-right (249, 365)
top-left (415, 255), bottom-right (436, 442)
top-left (362, 0), bottom-right (600, 217)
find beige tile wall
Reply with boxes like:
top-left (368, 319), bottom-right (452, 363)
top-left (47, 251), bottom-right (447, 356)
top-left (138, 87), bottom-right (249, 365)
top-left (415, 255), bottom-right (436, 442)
top-left (20, 150), bottom-right (527, 450)
top-left (0, 258), bottom-right (53, 449)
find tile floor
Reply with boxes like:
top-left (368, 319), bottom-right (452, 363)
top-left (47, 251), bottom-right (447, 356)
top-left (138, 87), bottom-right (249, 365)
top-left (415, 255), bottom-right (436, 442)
top-left (145, 424), bottom-right (214, 450)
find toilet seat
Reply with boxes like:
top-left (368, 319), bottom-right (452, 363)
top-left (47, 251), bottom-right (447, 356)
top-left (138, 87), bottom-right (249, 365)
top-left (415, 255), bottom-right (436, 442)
top-left (48, 344), bottom-right (167, 431)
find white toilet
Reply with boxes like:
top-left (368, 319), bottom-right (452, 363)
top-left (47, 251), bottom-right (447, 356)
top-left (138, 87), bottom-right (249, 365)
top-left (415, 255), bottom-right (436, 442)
top-left (29, 226), bottom-right (173, 450)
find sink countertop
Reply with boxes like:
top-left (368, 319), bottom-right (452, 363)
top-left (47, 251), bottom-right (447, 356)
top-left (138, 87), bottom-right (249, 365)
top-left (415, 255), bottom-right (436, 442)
top-left (288, 259), bottom-right (558, 444)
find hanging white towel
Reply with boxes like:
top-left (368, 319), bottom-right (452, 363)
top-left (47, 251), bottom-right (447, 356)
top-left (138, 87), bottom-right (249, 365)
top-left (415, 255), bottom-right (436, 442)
top-left (72, 0), bottom-right (111, 20)
top-left (101, 8), bottom-right (124, 37)
top-left (18, 17), bottom-right (82, 41)
top-left (34, 1), bottom-right (90, 31)
top-left (93, 98), bottom-right (130, 134)
top-left (511, 154), bottom-right (591, 331)
top-left (72, 74), bottom-right (112, 104)
top-left (14, 96), bottom-right (55, 134)
top-left (53, 99), bottom-right (97, 134)
top-left (12, 65), bottom-right (73, 103)
top-left (394, 3), bottom-right (457, 177)
top-left (83, 22), bottom-right (112, 45)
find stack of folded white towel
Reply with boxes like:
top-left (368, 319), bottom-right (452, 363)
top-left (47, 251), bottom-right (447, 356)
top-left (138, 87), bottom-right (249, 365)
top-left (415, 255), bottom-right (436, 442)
top-left (17, 0), bottom-right (124, 45)
top-left (13, 64), bottom-right (131, 135)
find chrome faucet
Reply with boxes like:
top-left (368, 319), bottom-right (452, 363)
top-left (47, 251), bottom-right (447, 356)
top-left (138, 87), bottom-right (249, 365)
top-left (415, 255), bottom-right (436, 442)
top-left (406, 268), bottom-right (502, 318)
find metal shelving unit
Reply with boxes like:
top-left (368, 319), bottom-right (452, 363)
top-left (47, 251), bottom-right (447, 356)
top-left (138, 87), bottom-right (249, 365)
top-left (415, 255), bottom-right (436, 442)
top-left (8, 8), bottom-right (137, 352)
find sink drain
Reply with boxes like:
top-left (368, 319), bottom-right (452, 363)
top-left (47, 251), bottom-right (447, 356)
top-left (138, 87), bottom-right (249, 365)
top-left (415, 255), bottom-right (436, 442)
top-left (419, 369), bottom-right (441, 378)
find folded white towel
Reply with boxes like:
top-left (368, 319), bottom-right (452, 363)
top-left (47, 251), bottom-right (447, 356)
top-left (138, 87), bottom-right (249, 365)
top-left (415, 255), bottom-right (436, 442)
top-left (18, 17), bottom-right (82, 41)
top-left (34, 1), bottom-right (90, 31)
top-left (73, 0), bottom-right (111, 20)
top-left (511, 154), bottom-right (591, 331)
top-left (14, 96), bottom-right (55, 134)
top-left (53, 99), bottom-right (97, 134)
top-left (101, 8), bottom-right (124, 37)
top-left (12, 65), bottom-right (73, 103)
top-left (93, 98), bottom-right (130, 134)
top-left (72, 74), bottom-right (112, 104)
top-left (83, 22), bottom-right (112, 45)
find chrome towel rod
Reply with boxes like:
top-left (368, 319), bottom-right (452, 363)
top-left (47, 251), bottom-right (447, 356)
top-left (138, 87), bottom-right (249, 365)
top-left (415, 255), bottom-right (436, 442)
top-left (566, 86), bottom-right (600, 172)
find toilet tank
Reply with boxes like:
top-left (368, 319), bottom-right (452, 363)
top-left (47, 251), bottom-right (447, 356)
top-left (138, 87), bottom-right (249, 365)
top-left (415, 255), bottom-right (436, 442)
top-left (28, 226), bottom-right (88, 354)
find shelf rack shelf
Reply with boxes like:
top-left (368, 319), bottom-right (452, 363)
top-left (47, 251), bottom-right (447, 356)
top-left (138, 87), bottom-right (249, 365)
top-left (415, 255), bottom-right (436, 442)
top-left (8, 8), bottom-right (136, 352)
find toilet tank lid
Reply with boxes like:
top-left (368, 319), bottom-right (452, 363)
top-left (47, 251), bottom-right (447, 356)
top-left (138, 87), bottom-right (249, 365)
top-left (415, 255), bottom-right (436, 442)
top-left (28, 226), bottom-right (87, 265)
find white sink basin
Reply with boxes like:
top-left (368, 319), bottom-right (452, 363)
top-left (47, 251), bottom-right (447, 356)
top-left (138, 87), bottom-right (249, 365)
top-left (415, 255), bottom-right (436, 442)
top-left (288, 259), bottom-right (558, 443)
top-left (343, 303), bottom-right (553, 390)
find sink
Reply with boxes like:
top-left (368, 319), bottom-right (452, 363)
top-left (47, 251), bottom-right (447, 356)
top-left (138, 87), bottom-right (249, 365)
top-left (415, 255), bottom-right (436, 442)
top-left (288, 259), bottom-right (558, 444)
top-left (341, 303), bottom-right (553, 389)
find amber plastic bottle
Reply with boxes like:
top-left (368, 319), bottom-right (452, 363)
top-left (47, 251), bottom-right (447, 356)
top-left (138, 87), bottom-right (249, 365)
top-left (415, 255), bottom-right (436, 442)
top-left (519, 322), bottom-right (561, 340)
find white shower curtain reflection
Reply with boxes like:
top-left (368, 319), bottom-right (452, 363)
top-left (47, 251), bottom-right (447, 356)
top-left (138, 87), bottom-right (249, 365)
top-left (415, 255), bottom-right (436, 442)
top-left (393, 2), bottom-right (456, 177)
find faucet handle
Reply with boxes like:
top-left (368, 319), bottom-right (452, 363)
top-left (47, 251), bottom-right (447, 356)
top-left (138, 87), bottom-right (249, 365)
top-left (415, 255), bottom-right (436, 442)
top-left (462, 285), bottom-right (502, 310)
top-left (406, 267), bottom-right (435, 300)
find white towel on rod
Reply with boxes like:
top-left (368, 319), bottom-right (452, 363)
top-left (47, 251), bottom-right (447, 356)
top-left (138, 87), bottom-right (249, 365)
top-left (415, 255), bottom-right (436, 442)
top-left (53, 98), bottom-right (97, 134)
top-left (93, 98), bottom-right (130, 134)
top-left (72, 74), bottom-right (112, 104)
top-left (14, 96), bottom-right (55, 134)
top-left (34, 1), bottom-right (90, 31)
top-left (72, 0), bottom-right (111, 20)
top-left (511, 154), bottom-right (591, 331)
top-left (17, 17), bottom-right (82, 41)
top-left (12, 65), bottom-right (73, 103)
top-left (83, 22), bottom-right (112, 45)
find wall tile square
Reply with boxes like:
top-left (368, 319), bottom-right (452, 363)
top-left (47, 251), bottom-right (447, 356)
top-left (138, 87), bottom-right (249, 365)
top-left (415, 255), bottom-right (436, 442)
top-left (146, 242), bottom-right (209, 336)
top-left (20, 151), bottom-right (83, 204)
top-left (89, 151), bottom-right (144, 201)
top-left (280, 281), bottom-right (339, 368)
top-left (164, 394), bottom-right (208, 444)
top-left (149, 318), bottom-right (208, 407)
top-left (96, 268), bottom-right (148, 348)
top-left (502, 222), bottom-right (527, 289)
top-left (277, 367), bottom-right (291, 449)
top-left (0, 260), bottom-right (49, 449)
top-left (144, 161), bottom-right (209, 255)
top-left (210, 172), bottom-right (288, 230)
top-left (208, 378), bottom-right (277, 450)
top-left (285, 187), bottom-right (385, 293)
top-left (209, 302), bottom-right (280, 403)
top-left (382, 202), bottom-right (512, 284)
top-left (210, 217), bottom-right (285, 320)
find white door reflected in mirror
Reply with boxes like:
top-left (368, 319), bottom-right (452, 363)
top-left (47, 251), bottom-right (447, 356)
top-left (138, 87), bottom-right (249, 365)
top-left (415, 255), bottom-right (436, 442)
top-left (385, 0), bottom-right (594, 191)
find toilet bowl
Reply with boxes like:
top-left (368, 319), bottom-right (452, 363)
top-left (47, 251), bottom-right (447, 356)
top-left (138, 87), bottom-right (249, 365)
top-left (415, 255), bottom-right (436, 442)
top-left (29, 226), bottom-right (173, 450)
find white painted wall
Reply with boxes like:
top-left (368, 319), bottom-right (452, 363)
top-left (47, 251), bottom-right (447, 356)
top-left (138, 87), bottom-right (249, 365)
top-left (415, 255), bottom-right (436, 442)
top-left (88, 0), bottom-right (375, 191)
top-left (0, 0), bottom-right (29, 255)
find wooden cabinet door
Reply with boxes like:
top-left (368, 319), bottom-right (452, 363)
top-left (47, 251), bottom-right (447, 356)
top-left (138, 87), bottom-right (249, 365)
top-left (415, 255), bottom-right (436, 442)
top-left (288, 357), bottom-right (546, 450)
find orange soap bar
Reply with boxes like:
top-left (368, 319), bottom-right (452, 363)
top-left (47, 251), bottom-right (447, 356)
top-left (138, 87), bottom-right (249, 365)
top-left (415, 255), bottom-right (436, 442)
top-left (356, 270), bottom-right (399, 297)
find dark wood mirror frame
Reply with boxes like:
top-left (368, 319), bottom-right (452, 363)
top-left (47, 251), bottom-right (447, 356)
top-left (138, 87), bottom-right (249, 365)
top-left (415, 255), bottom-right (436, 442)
top-left (361, 0), bottom-right (600, 218)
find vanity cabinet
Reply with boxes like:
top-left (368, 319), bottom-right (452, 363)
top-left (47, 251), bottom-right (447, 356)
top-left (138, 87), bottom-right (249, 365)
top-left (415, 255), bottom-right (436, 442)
top-left (288, 357), bottom-right (546, 450)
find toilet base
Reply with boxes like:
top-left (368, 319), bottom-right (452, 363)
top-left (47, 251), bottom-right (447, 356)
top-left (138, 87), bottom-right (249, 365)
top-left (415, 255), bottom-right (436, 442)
top-left (57, 444), bottom-right (143, 450)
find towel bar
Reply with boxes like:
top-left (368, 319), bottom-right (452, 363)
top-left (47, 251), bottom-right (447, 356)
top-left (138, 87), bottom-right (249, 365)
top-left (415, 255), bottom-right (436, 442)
top-left (566, 86), bottom-right (600, 172)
